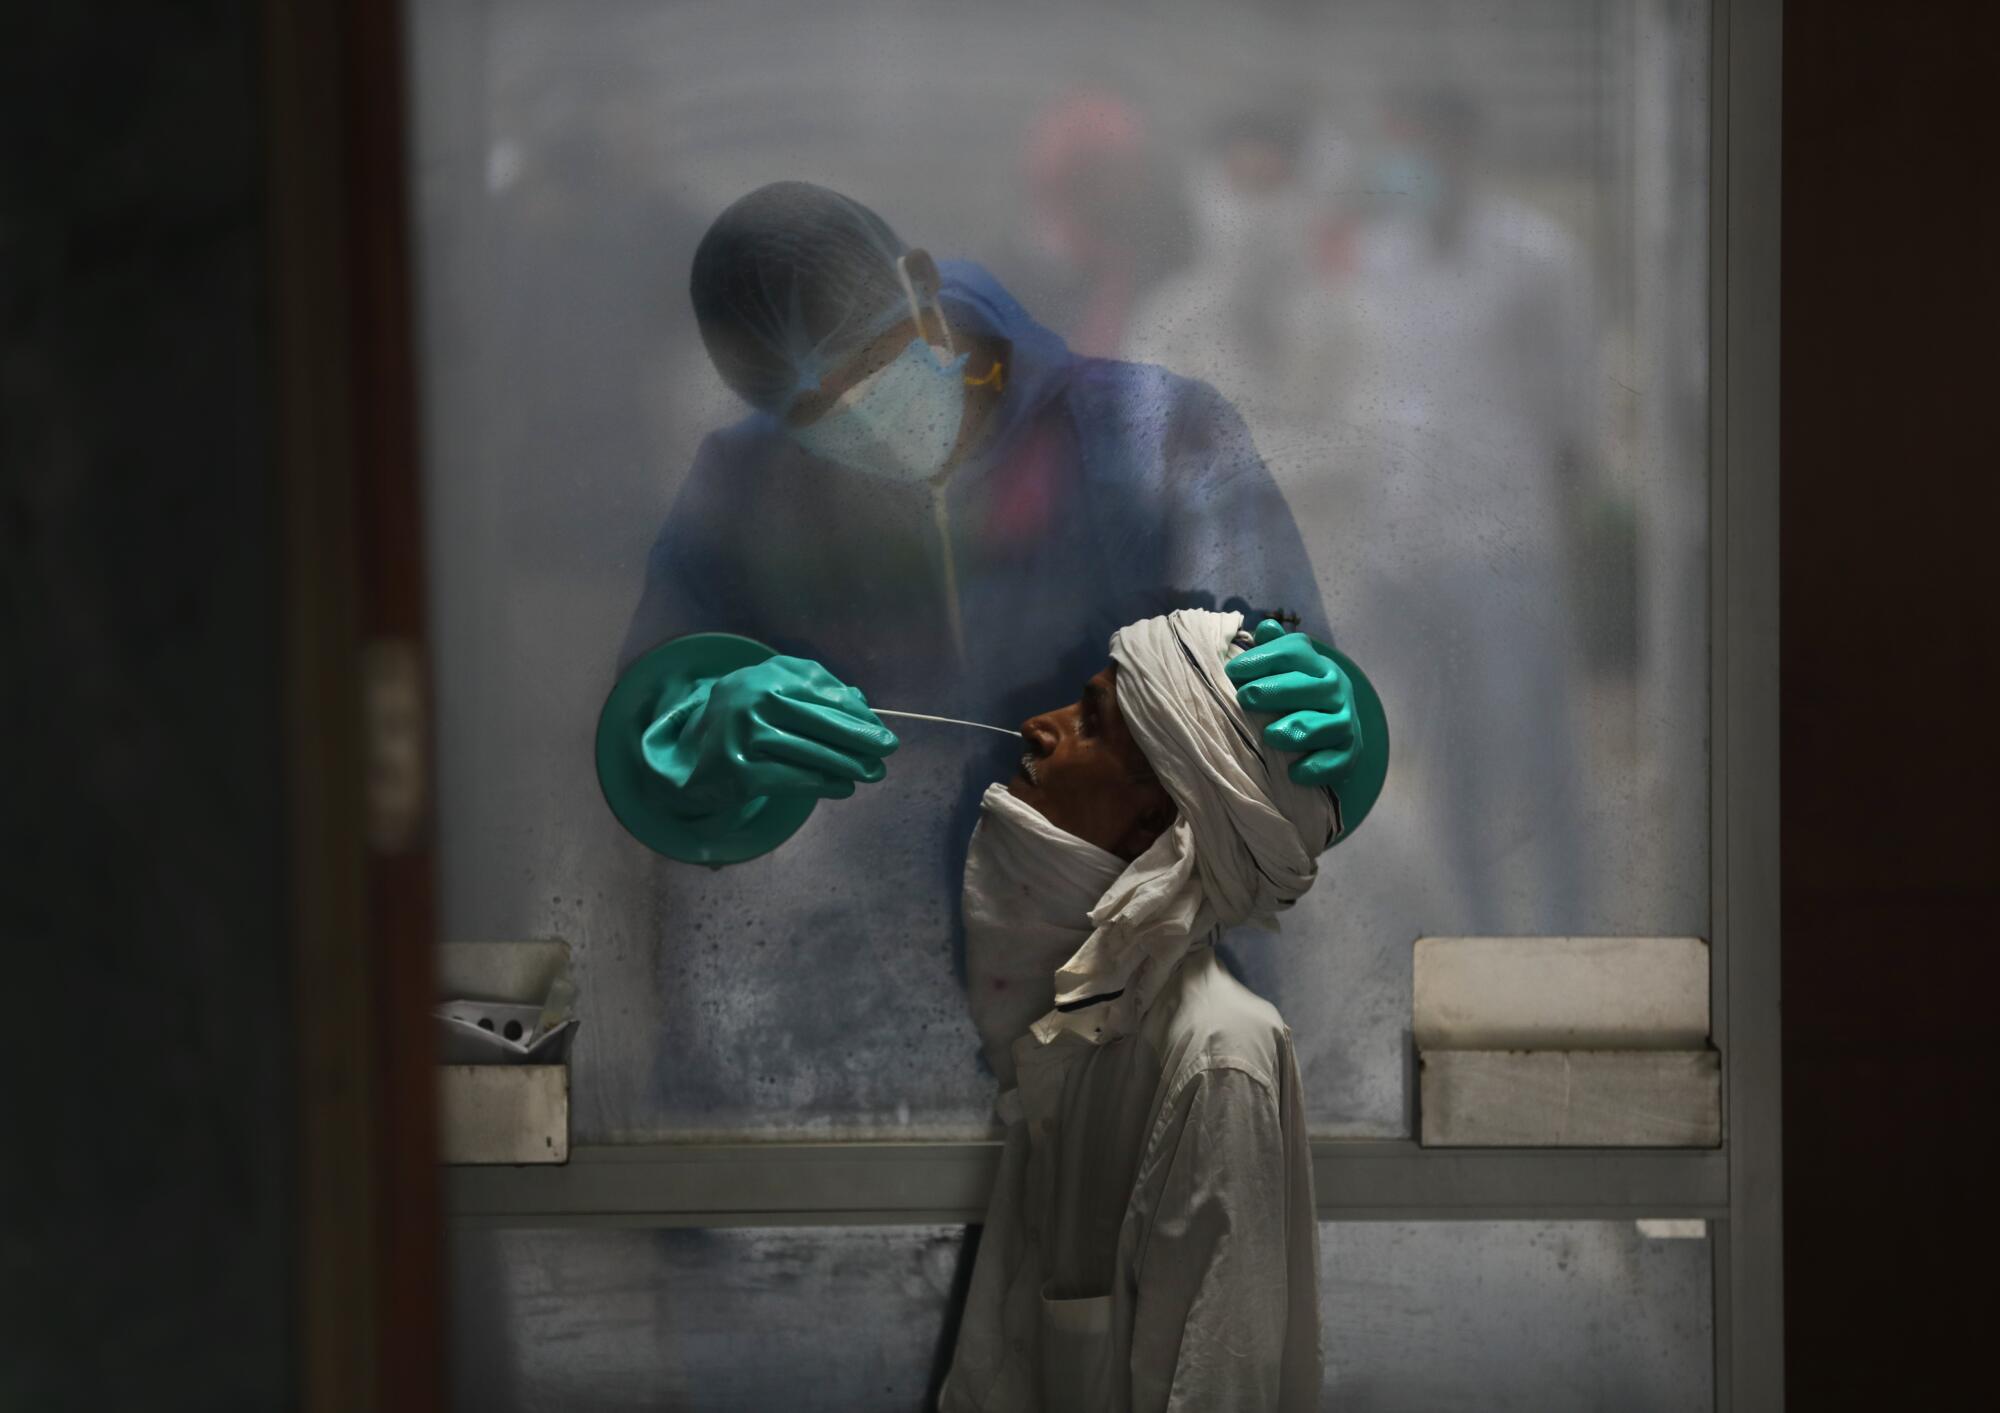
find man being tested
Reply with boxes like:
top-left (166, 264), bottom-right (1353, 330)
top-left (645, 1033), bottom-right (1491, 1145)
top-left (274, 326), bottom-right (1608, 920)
top-left (942, 608), bottom-right (1339, 1413)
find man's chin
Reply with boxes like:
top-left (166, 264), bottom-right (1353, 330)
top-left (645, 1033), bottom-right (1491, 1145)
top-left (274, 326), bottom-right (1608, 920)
top-left (1004, 773), bottom-right (1037, 803)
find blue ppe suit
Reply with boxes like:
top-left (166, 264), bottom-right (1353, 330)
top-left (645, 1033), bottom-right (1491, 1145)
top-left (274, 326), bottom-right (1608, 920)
top-left (617, 262), bottom-right (1325, 1125)
top-left (624, 260), bottom-right (1325, 717)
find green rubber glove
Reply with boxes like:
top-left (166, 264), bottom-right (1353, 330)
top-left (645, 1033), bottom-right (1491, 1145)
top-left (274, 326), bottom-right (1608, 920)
top-left (641, 655), bottom-right (899, 821)
top-left (1225, 618), bottom-right (1363, 791)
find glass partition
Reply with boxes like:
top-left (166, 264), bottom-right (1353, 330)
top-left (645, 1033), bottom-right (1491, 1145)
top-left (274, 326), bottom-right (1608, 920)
top-left (450, 1226), bottom-right (971, 1411)
top-left (409, 0), bottom-right (1709, 1141)
top-left (1320, 1222), bottom-right (1713, 1411)
top-left (451, 1222), bottom-right (1713, 1411)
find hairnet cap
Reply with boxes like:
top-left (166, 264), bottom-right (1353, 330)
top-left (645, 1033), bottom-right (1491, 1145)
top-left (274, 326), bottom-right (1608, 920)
top-left (690, 181), bottom-right (915, 414)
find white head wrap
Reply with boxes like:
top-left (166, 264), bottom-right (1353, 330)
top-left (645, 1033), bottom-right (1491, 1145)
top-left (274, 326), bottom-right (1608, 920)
top-left (961, 609), bottom-right (1338, 1081)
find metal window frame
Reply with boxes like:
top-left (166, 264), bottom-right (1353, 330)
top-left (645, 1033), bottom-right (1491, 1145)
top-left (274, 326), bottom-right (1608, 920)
top-left (1709, 0), bottom-right (1784, 1407)
top-left (450, 1142), bottom-right (1730, 1229)
top-left (440, 0), bottom-right (1781, 1402)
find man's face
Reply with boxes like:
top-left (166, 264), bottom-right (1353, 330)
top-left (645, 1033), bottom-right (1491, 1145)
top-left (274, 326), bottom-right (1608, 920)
top-left (1008, 665), bottom-right (1176, 861)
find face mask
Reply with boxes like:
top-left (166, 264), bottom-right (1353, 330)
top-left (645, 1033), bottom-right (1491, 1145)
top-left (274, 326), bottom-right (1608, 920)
top-left (790, 336), bottom-right (968, 483)
top-left (1372, 150), bottom-right (1447, 216)
top-left (788, 257), bottom-right (969, 485)
top-left (961, 785), bottom-right (1127, 1091)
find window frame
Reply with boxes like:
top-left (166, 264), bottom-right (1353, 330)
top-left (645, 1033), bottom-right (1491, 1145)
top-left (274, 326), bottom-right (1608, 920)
top-left (437, 1), bottom-right (1783, 1404)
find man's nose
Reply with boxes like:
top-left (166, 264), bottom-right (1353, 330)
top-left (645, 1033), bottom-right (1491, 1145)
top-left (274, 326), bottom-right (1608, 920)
top-left (1021, 716), bottom-right (1058, 755)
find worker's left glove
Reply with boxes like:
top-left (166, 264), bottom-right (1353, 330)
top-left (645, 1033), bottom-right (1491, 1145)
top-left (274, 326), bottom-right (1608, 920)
top-left (1225, 618), bottom-right (1363, 791)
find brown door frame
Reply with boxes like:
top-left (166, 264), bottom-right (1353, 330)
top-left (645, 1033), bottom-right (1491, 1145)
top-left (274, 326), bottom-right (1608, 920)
top-left (263, 1), bottom-right (441, 1408)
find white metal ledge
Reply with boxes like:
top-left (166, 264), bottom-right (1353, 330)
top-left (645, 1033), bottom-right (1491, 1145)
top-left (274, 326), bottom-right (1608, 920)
top-left (445, 1140), bottom-right (1729, 1228)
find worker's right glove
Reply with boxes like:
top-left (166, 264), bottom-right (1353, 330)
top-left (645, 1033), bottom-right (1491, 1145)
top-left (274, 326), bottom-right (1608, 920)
top-left (1226, 618), bottom-right (1364, 792)
top-left (641, 656), bottom-right (899, 820)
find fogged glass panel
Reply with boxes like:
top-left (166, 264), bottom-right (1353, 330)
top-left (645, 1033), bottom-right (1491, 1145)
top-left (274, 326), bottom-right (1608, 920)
top-left (449, 1226), bottom-right (972, 1412)
top-left (450, 1222), bottom-right (1711, 1410)
top-left (409, 0), bottom-right (1710, 1138)
top-left (1322, 1222), bottom-right (1713, 1411)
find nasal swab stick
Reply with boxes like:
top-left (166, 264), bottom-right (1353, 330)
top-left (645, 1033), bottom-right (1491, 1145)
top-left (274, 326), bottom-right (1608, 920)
top-left (873, 708), bottom-right (1018, 738)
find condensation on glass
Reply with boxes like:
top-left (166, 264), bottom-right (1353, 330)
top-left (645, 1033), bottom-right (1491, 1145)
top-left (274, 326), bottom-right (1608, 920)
top-left (449, 1226), bottom-right (971, 1412)
top-left (449, 1222), bottom-right (1713, 1411)
top-left (407, 0), bottom-right (1711, 1140)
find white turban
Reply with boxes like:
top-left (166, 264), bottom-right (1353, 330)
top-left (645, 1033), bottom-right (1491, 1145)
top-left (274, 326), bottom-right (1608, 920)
top-left (962, 609), bottom-right (1338, 1077)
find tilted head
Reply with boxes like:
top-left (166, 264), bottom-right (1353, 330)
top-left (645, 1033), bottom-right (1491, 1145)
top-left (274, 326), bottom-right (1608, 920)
top-left (1007, 663), bottom-right (1177, 862)
top-left (964, 609), bottom-right (1341, 1062)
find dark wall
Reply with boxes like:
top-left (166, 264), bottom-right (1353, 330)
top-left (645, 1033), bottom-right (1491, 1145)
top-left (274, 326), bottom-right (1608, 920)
top-left (0, 5), bottom-right (291, 1408)
top-left (1781, 1), bottom-right (1999, 1406)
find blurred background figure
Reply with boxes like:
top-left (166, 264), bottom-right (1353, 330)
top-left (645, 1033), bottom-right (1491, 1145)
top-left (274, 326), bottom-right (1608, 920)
top-left (1126, 98), bottom-right (1316, 413)
top-left (1307, 85), bottom-right (1608, 932)
top-left (1009, 88), bottom-right (1192, 357)
top-left (1125, 97), bottom-right (1370, 583)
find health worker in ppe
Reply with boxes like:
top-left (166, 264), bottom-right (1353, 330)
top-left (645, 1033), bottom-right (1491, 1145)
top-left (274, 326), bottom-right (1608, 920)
top-left (942, 608), bottom-right (1330, 1413)
top-left (613, 182), bottom-right (1370, 1122)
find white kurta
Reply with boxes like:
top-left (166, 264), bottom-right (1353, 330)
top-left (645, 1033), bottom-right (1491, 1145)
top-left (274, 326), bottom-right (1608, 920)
top-left (939, 945), bottom-right (1321, 1413)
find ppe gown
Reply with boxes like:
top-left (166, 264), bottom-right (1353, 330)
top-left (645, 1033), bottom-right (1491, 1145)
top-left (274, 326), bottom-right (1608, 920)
top-left (616, 262), bottom-right (1324, 1133)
